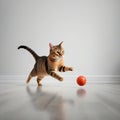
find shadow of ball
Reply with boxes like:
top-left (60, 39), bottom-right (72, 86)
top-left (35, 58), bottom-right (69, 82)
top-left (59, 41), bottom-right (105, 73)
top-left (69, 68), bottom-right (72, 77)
top-left (77, 88), bottom-right (86, 97)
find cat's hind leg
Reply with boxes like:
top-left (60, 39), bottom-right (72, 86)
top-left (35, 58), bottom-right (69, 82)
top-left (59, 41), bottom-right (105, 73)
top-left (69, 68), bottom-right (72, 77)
top-left (37, 76), bottom-right (44, 86)
top-left (26, 68), bottom-right (36, 84)
top-left (26, 74), bottom-right (32, 84)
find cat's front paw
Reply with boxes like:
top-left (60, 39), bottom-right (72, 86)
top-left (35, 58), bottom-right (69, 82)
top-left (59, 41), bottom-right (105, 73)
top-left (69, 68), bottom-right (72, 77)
top-left (69, 67), bottom-right (73, 71)
top-left (58, 77), bottom-right (64, 81)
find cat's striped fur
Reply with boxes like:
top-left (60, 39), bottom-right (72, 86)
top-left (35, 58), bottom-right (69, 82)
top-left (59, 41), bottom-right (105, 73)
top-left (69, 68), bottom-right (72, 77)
top-left (18, 42), bottom-right (73, 86)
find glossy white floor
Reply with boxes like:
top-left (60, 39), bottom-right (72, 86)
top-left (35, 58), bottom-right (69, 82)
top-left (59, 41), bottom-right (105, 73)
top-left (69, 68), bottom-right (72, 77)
top-left (0, 77), bottom-right (120, 120)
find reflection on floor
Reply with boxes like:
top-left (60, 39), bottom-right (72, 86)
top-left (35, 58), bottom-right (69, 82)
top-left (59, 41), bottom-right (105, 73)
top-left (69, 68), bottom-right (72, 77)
top-left (0, 79), bottom-right (120, 120)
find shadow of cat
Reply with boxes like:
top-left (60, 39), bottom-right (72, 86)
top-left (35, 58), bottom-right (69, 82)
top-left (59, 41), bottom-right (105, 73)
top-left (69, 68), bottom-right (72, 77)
top-left (26, 86), bottom-right (74, 120)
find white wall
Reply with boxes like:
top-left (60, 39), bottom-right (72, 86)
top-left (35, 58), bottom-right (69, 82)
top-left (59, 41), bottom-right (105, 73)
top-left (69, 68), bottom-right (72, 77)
top-left (0, 0), bottom-right (120, 76)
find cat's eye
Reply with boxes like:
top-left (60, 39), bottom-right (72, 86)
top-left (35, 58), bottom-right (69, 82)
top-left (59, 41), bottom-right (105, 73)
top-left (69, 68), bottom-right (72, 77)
top-left (57, 51), bottom-right (60, 55)
top-left (57, 51), bottom-right (60, 54)
top-left (61, 50), bottom-right (64, 54)
top-left (56, 51), bottom-right (62, 56)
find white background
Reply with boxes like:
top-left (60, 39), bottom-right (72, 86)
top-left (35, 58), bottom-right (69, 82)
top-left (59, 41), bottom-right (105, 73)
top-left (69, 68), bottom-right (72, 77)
top-left (0, 0), bottom-right (120, 77)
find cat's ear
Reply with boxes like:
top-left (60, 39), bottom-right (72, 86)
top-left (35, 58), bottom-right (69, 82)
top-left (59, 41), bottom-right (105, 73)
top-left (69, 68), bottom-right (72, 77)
top-left (49, 43), bottom-right (54, 50)
top-left (59, 41), bottom-right (63, 47)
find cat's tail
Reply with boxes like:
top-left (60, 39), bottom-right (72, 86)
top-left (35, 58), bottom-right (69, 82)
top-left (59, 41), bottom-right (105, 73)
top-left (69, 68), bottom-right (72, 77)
top-left (18, 45), bottom-right (39, 61)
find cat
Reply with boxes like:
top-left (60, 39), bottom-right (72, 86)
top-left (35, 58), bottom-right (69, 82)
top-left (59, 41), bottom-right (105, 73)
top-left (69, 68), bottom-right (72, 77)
top-left (18, 41), bottom-right (73, 86)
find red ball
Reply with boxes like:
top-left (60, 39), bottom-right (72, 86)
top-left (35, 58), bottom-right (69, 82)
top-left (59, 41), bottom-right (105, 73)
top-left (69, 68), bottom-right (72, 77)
top-left (76, 76), bottom-right (86, 86)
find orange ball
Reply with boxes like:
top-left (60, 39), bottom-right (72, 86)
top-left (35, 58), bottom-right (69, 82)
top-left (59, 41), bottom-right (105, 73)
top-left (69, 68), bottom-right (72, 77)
top-left (76, 76), bottom-right (86, 86)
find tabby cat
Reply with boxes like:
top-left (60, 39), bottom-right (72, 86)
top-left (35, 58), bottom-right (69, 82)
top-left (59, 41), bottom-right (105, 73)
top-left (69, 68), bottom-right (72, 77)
top-left (18, 41), bottom-right (73, 86)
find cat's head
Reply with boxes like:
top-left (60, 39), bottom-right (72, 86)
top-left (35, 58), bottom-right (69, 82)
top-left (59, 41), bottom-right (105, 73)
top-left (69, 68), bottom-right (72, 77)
top-left (49, 41), bottom-right (64, 61)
